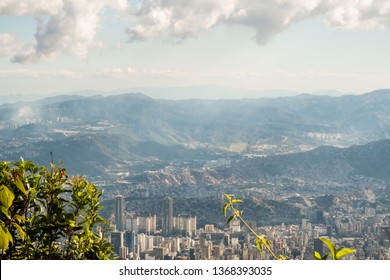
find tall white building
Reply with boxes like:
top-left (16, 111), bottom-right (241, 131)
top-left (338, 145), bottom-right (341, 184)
top-left (173, 215), bottom-right (197, 236)
top-left (126, 215), bottom-right (157, 234)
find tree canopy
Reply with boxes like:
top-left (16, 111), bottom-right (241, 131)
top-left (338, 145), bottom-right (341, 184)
top-left (0, 160), bottom-right (112, 259)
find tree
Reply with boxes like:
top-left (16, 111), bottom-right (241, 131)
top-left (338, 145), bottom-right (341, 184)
top-left (0, 160), bottom-right (113, 259)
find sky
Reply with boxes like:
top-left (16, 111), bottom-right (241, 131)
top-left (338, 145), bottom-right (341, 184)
top-left (1, 0), bottom-right (390, 98)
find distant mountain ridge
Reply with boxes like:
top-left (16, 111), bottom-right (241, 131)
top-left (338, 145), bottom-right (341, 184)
top-left (125, 139), bottom-right (390, 187)
top-left (1, 89), bottom-right (390, 180)
top-left (0, 85), bottom-right (308, 105)
top-left (2, 89), bottom-right (389, 146)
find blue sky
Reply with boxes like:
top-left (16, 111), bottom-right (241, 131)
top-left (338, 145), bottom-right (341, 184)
top-left (1, 0), bottom-right (390, 98)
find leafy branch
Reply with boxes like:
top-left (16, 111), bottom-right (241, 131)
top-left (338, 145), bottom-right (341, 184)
top-left (223, 193), bottom-right (356, 260)
top-left (223, 194), bottom-right (286, 260)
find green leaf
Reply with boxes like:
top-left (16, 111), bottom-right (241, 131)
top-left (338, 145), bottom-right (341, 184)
top-left (336, 248), bottom-right (356, 260)
top-left (95, 216), bottom-right (104, 223)
top-left (313, 251), bottom-right (322, 260)
top-left (0, 205), bottom-right (11, 219)
top-left (0, 185), bottom-right (15, 209)
top-left (13, 214), bottom-right (26, 223)
top-left (223, 203), bottom-right (229, 216)
top-left (13, 222), bottom-right (26, 241)
top-left (320, 237), bottom-right (337, 260)
top-left (322, 253), bottom-right (330, 260)
top-left (0, 224), bottom-right (13, 250)
top-left (15, 178), bottom-right (27, 196)
top-left (225, 215), bottom-right (234, 226)
top-left (256, 238), bottom-right (264, 253)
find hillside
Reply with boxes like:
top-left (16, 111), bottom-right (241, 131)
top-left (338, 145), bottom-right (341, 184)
top-left (1, 90), bottom-right (390, 180)
top-left (124, 139), bottom-right (390, 187)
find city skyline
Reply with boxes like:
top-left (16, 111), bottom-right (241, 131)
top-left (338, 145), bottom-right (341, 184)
top-left (1, 1), bottom-right (390, 97)
top-left (105, 193), bottom-right (389, 260)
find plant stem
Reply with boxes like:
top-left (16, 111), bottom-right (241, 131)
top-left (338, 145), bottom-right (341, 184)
top-left (230, 204), bottom-right (279, 260)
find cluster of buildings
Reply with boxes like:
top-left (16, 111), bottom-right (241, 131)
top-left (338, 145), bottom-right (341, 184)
top-left (110, 196), bottom-right (197, 259)
top-left (108, 195), bottom-right (390, 260)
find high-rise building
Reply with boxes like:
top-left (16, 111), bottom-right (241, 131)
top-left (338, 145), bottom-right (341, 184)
top-left (316, 210), bottom-right (325, 224)
top-left (115, 195), bottom-right (125, 231)
top-left (110, 231), bottom-right (124, 256)
top-left (301, 218), bottom-right (308, 231)
top-left (173, 215), bottom-right (196, 236)
top-left (326, 225), bottom-right (332, 237)
top-left (313, 238), bottom-right (324, 256)
top-left (162, 197), bottom-right (173, 236)
top-left (223, 233), bottom-right (230, 246)
top-left (139, 215), bottom-right (157, 234)
top-left (124, 231), bottom-right (137, 253)
top-left (126, 215), bottom-right (157, 234)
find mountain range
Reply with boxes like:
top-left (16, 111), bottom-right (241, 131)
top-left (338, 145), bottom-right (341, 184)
top-left (1, 89), bottom-right (390, 183)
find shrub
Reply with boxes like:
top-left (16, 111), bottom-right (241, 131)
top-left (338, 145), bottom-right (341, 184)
top-left (0, 160), bottom-right (112, 259)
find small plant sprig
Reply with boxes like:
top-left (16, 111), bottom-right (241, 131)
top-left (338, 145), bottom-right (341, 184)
top-left (223, 194), bottom-right (356, 260)
top-left (314, 237), bottom-right (356, 260)
top-left (223, 194), bottom-right (286, 260)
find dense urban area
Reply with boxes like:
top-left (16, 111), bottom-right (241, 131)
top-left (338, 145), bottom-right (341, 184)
top-left (104, 180), bottom-right (389, 260)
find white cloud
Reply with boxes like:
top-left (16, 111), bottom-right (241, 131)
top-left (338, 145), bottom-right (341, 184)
top-left (126, 0), bottom-right (237, 41)
top-left (0, 0), bottom-right (64, 16)
top-left (97, 66), bottom-right (191, 78)
top-left (99, 67), bottom-right (137, 77)
top-left (0, 68), bottom-right (84, 79)
top-left (1, 0), bottom-right (129, 63)
top-left (141, 68), bottom-right (193, 78)
top-left (2, 0), bottom-right (390, 63)
top-left (0, 34), bottom-right (24, 56)
top-left (125, 0), bottom-right (325, 44)
top-left (229, 0), bottom-right (325, 44)
top-left (126, 0), bottom-right (390, 44)
top-left (324, 0), bottom-right (390, 29)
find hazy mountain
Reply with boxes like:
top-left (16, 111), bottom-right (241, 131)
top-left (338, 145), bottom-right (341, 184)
top-left (0, 85), bottom-right (299, 105)
top-left (233, 139), bottom-right (390, 183)
top-left (111, 85), bottom-right (299, 100)
top-left (125, 139), bottom-right (390, 187)
top-left (1, 89), bottom-right (389, 146)
top-left (1, 89), bottom-right (390, 180)
top-left (0, 84), bottom-right (356, 105)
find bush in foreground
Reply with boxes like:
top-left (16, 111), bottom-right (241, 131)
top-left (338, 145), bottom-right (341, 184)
top-left (0, 160), bottom-right (112, 259)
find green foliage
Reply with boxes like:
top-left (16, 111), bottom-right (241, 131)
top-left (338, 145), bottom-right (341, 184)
top-left (313, 237), bottom-right (356, 260)
top-left (224, 194), bottom-right (285, 260)
top-left (0, 160), bottom-right (113, 259)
